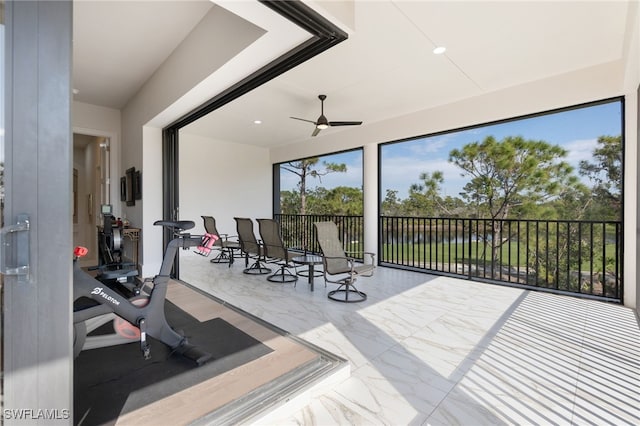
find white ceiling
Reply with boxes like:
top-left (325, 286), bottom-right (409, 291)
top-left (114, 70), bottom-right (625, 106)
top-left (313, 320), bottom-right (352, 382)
top-left (73, 0), bottom-right (214, 109)
top-left (73, 0), bottom-right (635, 149)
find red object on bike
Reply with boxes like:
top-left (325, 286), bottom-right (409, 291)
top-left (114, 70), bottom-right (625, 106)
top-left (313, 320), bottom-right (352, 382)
top-left (74, 246), bottom-right (88, 257)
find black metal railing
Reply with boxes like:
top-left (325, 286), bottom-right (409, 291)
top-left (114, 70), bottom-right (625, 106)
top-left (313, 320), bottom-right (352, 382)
top-left (275, 214), bottom-right (364, 259)
top-left (381, 216), bottom-right (622, 302)
top-left (276, 214), bottom-right (623, 302)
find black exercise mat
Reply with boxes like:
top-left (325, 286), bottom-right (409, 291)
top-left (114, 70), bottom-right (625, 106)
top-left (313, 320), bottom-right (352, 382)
top-left (74, 301), bottom-right (272, 425)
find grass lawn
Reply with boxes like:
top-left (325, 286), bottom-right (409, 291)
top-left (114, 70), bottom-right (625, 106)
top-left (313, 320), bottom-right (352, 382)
top-left (381, 241), bottom-right (616, 273)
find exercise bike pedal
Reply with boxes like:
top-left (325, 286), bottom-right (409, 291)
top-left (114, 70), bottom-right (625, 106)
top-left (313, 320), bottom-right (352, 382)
top-left (174, 341), bottom-right (212, 366)
top-left (142, 345), bottom-right (151, 360)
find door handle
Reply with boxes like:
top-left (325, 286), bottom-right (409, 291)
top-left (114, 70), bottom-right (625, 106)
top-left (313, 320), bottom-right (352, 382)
top-left (0, 213), bottom-right (30, 280)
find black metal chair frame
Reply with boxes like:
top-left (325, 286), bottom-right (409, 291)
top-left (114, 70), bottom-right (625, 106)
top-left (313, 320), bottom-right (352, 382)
top-left (314, 221), bottom-right (375, 303)
top-left (201, 215), bottom-right (240, 267)
top-left (234, 217), bottom-right (271, 275)
top-left (257, 218), bottom-right (299, 284)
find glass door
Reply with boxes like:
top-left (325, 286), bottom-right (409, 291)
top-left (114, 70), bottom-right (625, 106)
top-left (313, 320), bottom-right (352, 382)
top-left (1, 0), bottom-right (6, 410)
top-left (2, 1), bottom-right (73, 418)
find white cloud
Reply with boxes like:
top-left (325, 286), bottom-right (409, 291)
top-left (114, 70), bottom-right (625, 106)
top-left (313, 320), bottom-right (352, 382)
top-left (381, 156), bottom-right (466, 199)
top-left (407, 136), bottom-right (449, 155)
top-left (563, 138), bottom-right (598, 167)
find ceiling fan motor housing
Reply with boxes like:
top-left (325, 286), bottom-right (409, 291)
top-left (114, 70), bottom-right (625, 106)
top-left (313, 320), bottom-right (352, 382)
top-left (316, 114), bottom-right (329, 129)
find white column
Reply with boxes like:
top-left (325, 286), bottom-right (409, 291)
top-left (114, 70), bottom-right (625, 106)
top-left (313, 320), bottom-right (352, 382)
top-left (363, 144), bottom-right (378, 260)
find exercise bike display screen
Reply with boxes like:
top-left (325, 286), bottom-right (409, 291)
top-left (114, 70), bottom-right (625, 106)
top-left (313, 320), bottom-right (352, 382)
top-left (101, 204), bottom-right (113, 215)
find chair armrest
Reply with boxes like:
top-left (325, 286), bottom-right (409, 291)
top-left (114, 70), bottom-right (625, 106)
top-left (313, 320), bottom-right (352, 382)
top-left (322, 255), bottom-right (356, 271)
top-left (321, 255), bottom-right (358, 274)
top-left (345, 251), bottom-right (376, 265)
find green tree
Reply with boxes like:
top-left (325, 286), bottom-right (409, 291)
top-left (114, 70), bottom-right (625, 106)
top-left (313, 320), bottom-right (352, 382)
top-left (406, 171), bottom-right (458, 217)
top-left (307, 186), bottom-right (363, 215)
top-left (281, 158), bottom-right (347, 214)
top-left (381, 189), bottom-right (403, 216)
top-left (279, 190), bottom-right (300, 215)
top-left (449, 135), bottom-right (579, 272)
top-left (528, 183), bottom-right (593, 291)
top-left (579, 135), bottom-right (622, 220)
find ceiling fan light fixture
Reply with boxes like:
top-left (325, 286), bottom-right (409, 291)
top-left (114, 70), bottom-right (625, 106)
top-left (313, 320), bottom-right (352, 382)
top-left (316, 114), bottom-right (329, 129)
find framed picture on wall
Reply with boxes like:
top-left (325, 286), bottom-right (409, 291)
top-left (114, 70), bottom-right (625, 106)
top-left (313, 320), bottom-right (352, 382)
top-left (126, 167), bottom-right (136, 206)
top-left (134, 170), bottom-right (142, 200)
top-left (120, 176), bottom-right (127, 202)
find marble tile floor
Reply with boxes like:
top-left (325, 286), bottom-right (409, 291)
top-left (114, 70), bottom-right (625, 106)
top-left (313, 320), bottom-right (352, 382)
top-left (180, 252), bottom-right (640, 426)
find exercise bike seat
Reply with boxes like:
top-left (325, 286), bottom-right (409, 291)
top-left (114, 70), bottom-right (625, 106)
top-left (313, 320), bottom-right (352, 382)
top-left (153, 220), bottom-right (195, 231)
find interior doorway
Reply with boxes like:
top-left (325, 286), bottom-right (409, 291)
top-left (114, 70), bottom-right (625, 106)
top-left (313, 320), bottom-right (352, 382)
top-left (73, 133), bottom-right (111, 266)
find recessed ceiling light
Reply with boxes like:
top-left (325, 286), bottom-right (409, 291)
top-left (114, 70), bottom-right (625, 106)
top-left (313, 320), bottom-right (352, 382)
top-left (433, 46), bottom-right (446, 55)
top-left (254, 120), bottom-right (262, 124)
top-left (72, 88), bottom-right (80, 95)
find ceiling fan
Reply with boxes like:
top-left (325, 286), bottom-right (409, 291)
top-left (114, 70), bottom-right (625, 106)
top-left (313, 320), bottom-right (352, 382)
top-left (290, 94), bottom-right (363, 137)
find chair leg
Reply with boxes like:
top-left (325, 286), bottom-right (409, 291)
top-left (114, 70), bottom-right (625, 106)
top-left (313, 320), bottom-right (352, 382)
top-left (209, 248), bottom-right (232, 264)
top-left (327, 277), bottom-right (367, 303)
top-left (243, 257), bottom-right (271, 275)
top-left (267, 264), bottom-right (298, 283)
top-left (229, 248), bottom-right (236, 268)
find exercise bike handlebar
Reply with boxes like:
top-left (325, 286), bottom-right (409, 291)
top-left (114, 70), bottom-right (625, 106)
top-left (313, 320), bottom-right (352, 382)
top-left (154, 220), bottom-right (205, 277)
top-left (153, 220), bottom-right (195, 232)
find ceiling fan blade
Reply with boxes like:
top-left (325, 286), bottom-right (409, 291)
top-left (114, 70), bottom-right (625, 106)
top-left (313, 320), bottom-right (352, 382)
top-left (329, 121), bottom-right (363, 126)
top-left (290, 116), bottom-right (317, 124)
top-left (312, 127), bottom-right (321, 137)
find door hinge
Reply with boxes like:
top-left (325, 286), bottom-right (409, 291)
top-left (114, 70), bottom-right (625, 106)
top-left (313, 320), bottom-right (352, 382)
top-left (1, 213), bottom-right (30, 279)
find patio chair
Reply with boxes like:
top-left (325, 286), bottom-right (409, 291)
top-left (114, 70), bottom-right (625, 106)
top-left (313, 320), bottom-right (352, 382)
top-left (234, 217), bottom-right (271, 275)
top-left (314, 221), bottom-right (375, 303)
top-left (201, 216), bottom-right (241, 267)
top-left (257, 218), bottom-right (299, 284)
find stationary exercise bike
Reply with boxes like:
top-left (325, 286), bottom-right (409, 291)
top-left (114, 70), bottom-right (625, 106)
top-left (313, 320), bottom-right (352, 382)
top-left (73, 220), bottom-right (218, 366)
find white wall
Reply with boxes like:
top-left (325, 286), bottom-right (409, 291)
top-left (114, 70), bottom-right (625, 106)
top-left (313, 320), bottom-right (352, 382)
top-left (138, 126), bottom-right (164, 276)
top-left (627, 2), bottom-right (640, 312)
top-left (73, 100), bottom-right (121, 134)
top-left (119, 6), bottom-right (264, 276)
top-left (179, 133), bottom-right (273, 237)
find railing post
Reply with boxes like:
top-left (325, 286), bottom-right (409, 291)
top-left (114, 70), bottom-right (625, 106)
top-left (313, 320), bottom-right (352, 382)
top-left (467, 218), bottom-right (472, 279)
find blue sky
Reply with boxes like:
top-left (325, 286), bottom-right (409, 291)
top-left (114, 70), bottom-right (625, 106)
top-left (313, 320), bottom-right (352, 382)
top-left (280, 100), bottom-right (623, 199)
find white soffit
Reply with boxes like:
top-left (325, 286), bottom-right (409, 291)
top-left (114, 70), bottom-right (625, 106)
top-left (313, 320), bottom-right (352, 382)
top-left (73, 0), bottom-right (214, 109)
top-left (149, 0), bottom-right (312, 128)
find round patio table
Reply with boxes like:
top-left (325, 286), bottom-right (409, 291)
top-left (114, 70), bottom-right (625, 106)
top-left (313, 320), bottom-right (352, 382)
top-left (292, 255), bottom-right (323, 291)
